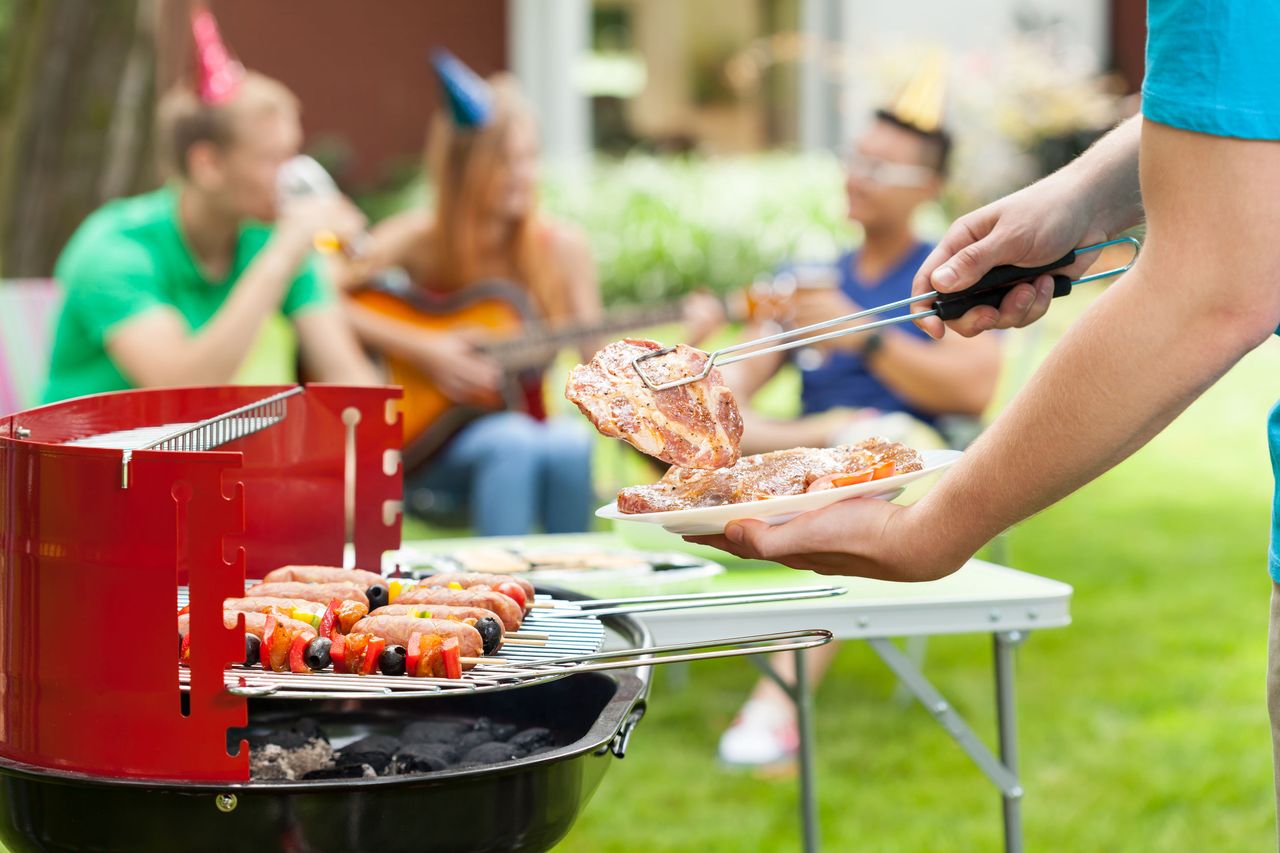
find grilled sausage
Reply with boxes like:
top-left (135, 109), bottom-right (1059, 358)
top-left (224, 596), bottom-right (368, 634)
top-left (371, 604), bottom-right (505, 654)
top-left (418, 572), bottom-right (535, 604)
top-left (244, 581), bottom-right (368, 608)
top-left (178, 609), bottom-right (316, 639)
top-left (372, 604), bottom-right (504, 634)
top-left (178, 610), bottom-right (322, 672)
top-left (264, 565), bottom-right (387, 588)
top-left (395, 586), bottom-right (523, 631)
top-left (350, 615), bottom-right (483, 663)
top-left (262, 565), bottom-right (390, 606)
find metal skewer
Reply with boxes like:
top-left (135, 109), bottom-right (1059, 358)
top-left (549, 584), bottom-right (845, 609)
top-left (633, 236), bottom-right (1141, 391)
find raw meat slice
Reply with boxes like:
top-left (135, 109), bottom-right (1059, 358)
top-left (616, 436), bottom-right (923, 513)
top-left (566, 338), bottom-right (743, 469)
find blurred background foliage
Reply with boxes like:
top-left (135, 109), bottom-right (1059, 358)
top-left (358, 153), bottom-right (860, 305)
top-left (351, 33), bottom-right (1127, 309)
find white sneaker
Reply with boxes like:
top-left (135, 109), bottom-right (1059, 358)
top-left (717, 699), bottom-right (799, 767)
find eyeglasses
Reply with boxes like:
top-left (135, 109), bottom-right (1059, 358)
top-left (845, 153), bottom-right (937, 188)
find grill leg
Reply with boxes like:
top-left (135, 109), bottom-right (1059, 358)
top-left (995, 632), bottom-right (1023, 853)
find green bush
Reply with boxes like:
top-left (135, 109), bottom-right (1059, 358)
top-left (542, 154), bottom-right (857, 303)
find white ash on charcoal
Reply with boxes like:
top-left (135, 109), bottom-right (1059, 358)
top-left (246, 716), bottom-right (563, 782)
top-left (244, 718), bottom-right (336, 781)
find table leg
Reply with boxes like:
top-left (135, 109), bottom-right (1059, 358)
top-left (794, 647), bottom-right (819, 853)
top-left (867, 636), bottom-right (1024, 848)
top-left (750, 652), bottom-right (820, 853)
top-left (995, 632), bottom-right (1024, 853)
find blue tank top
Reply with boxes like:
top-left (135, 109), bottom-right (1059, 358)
top-left (798, 242), bottom-right (936, 424)
top-left (1141, 0), bottom-right (1280, 580)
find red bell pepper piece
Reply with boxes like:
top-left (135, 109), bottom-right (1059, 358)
top-left (830, 470), bottom-right (874, 488)
top-left (260, 615), bottom-right (277, 669)
top-left (317, 599), bottom-right (340, 639)
top-left (362, 637), bottom-right (386, 675)
top-left (495, 581), bottom-right (527, 611)
top-left (177, 604), bottom-right (190, 617)
top-left (330, 633), bottom-right (348, 673)
top-left (420, 636), bottom-right (443, 678)
top-left (405, 632), bottom-right (424, 678)
top-left (871, 460), bottom-right (896, 480)
top-left (441, 637), bottom-right (462, 679)
top-left (288, 632), bottom-right (311, 673)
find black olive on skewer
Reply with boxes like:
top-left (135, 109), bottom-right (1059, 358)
top-left (367, 584), bottom-right (389, 608)
top-left (243, 634), bottom-right (261, 667)
top-left (379, 645), bottom-right (407, 676)
top-left (303, 637), bottom-right (332, 671)
top-left (475, 617), bottom-right (502, 656)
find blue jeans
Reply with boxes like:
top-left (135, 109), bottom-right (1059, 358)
top-left (409, 412), bottom-right (594, 536)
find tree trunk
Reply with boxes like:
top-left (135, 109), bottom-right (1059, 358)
top-left (0, 0), bottom-right (160, 277)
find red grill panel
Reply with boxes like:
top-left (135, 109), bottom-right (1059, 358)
top-left (0, 384), bottom-right (402, 782)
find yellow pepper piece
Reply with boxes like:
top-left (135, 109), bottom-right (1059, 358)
top-left (389, 580), bottom-right (403, 604)
top-left (291, 607), bottom-right (321, 629)
top-left (447, 581), bottom-right (463, 590)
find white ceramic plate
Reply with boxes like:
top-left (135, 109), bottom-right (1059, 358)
top-left (392, 544), bottom-right (725, 592)
top-left (596, 448), bottom-right (962, 536)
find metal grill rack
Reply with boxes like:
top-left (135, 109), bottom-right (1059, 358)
top-left (63, 386), bottom-right (303, 487)
top-left (177, 585), bottom-right (845, 700)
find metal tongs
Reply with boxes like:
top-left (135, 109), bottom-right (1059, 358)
top-left (634, 236), bottom-right (1142, 390)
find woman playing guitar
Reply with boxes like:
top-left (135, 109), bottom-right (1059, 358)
top-left (338, 52), bottom-right (600, 536)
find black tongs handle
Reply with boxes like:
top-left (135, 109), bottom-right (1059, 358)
top-left (933, 250), bottom-right (1077, 321)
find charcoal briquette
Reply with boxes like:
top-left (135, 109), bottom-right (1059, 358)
top-left (393, 742), bottom-right (457, 773)
top-left (508, 727), bottom-right (554, 752)
top-left (401, 720), bottom-right (470, 743)
top-left (461, 741), bottom-right (527, 765)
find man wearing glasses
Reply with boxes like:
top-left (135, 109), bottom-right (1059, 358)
top-left (718, 108), bottom-right (1001, 458)
top-left (716, 108), bottom-right (1003, 768)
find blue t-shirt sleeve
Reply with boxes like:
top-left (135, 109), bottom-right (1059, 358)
top-left (1143, 0), bottom-right (1280, 140)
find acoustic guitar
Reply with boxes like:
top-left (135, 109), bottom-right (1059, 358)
top-left (350, 278), bottom-right (686, 469)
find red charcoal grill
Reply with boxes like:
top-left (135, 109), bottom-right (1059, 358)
top-left (0, 384), bottom-right (404, 783)
top-left (0, 384), bottom-right (833, 853)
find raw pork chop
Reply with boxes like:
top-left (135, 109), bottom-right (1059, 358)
top-left (615, 436), bottom-right (923, 513)
top-left (565, 338), bottom-right (743, 469)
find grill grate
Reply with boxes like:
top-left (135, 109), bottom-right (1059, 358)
top-left (178, 582), bottom-right (844, 700)
top-left (178, 589), bottom-right (607, 699)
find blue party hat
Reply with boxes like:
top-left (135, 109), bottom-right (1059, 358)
top-left (431, 49), bottom-right (493, 129)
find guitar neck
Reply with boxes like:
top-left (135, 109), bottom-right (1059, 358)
top-left (483, 301), bottom-right (686, 369)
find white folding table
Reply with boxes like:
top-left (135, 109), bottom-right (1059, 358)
top-left (395, 537), bottom-right (1072, 853)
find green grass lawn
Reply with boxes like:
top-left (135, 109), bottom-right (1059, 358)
top-left (553, 308), bottom-right (1280, 851)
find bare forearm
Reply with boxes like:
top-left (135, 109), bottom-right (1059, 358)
top-left (914, 258), bottom-right (1272, 565)
top-left (1058, 114), bottom-right (1144, 237)
top-left (120, 239), bottom-right (308, 386)
top-left (342, 298), bottom-right (432, 363)
top-left (740, 409), bottom-right (843, 454)
top-left (865, 333), bottom-right (998, 416)
top-left (295, 305), bottom-right (381, 385)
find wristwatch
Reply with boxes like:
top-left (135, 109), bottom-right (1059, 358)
top-left (862, 331), bottom-right (884, 362)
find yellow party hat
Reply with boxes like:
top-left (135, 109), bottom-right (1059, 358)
top-left (888, 52), bottom-right (948, 133)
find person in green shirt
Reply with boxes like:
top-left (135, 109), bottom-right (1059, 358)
top-left (43, 71), bottom-right (378, 403)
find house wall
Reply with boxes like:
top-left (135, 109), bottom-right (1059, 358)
top-left (213, 0), bottom-right (509, 189)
